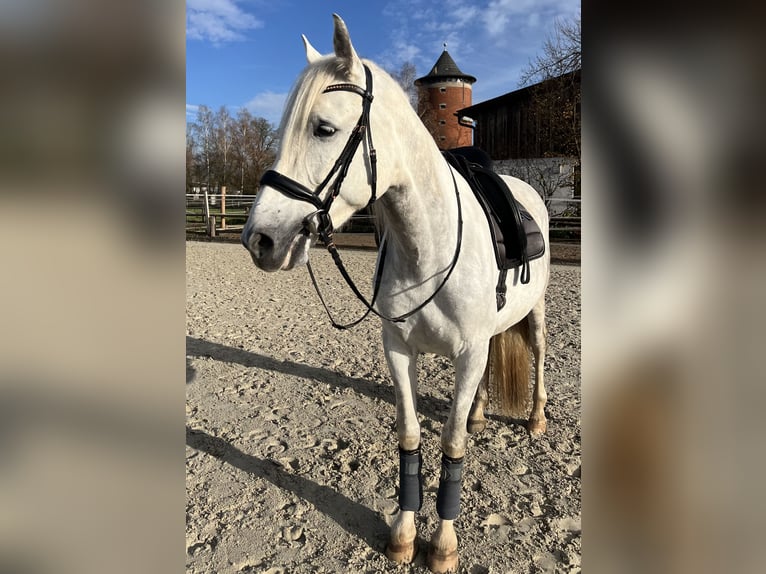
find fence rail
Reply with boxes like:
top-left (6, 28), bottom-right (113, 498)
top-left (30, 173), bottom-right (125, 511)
top-left (186, 193), bottom-right (580, 239)
top-left (186, 193), bottom-right (256, 236)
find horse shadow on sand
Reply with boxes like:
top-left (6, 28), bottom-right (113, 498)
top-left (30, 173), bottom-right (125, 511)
top-left (186, 336), bottom-right (451, 423)
top-left (186, 426), bottom-right (390, 551)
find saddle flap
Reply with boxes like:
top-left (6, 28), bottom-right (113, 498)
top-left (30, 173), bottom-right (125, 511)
top-left (444, 149), bottom-right (546, 271)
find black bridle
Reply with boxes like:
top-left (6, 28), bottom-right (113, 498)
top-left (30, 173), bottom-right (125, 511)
top-left (259, 65), bottom-right (378, 238)
top-left (259, 64), bottom-right (463, 329)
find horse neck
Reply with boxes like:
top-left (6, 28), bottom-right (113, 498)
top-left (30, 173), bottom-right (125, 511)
top-left (374, 95), bottom-right (459, 275)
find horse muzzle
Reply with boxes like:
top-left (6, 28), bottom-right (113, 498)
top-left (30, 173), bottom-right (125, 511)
top-left (241, 224), bottom-right (310, 272)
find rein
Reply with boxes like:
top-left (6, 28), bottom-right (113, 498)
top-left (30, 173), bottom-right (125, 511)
top-left (310, 167), bottom-right (463, 329)
top-left (259, 64), bottom-right (463, 330)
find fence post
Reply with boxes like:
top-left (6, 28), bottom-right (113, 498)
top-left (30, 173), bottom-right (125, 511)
top-left (207, 215), bottom-right (216, 237)
top-left (202, 188), bottom-right (210, 221)
top-left (221, 186), bottom-right (227, 231)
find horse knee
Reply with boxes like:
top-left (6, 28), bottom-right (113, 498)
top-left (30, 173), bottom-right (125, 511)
top-left (397, 433), bottom-right (420, 452)
top-left (440, 429), bottom-right (467, 460)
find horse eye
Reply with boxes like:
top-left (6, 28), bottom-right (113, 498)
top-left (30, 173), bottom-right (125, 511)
top-left (314, 123), bottom-right (337, 138)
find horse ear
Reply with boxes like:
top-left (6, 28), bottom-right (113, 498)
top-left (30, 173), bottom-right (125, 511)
top-left (302, 34), bottom-right (322, 64)
top-left (332, 14), bottom-right (363, 79)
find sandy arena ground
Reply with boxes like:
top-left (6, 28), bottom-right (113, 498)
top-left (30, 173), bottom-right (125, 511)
top-left (186, 241), bottom-right (581, 573)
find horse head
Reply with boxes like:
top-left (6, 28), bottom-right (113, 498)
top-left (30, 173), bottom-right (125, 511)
top-left (242, 14), bottom-right (382, 271)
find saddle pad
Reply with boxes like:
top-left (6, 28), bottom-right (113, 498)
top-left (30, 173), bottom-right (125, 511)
top-left (444, 149), bottom-right (546, 271)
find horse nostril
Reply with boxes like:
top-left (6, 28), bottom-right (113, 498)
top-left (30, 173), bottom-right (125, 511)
top-left (255, 233), bottom-right (273, 250)
top-left (246, 232), bottom-right (274, 256)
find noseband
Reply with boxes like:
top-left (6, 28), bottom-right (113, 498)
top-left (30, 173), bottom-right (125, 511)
top-left (259, 64), bottom-right (377, 238)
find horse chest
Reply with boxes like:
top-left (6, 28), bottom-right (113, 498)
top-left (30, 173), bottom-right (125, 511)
top-left (385, 317), bottom-right (461, 357)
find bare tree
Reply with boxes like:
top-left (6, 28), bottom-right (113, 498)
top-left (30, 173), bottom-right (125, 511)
top-left (215, 106), bottom-right (233, 191)
top-left (187, 105), bottom-right (278, 196)
top-left (416, 90), bottom-right (441, 143)
top-left (230, 109), bottom-right (277, 194)
top-left (519, 16), bottom-right (581, 86)
top-left (504, 158), bottom-right (578, 213)
top-left (186, 124), bottom-right (196, 193)
top-left (390, 61), bottom-right (418, 109)
top-left (247, 115), bottom-right (277, 189)
top-left (518, 15), bottom-right (581, 179)
top-left (232, 108), bottom-right (252, 194)
top-left (191, 105), bottom-right (215, 192)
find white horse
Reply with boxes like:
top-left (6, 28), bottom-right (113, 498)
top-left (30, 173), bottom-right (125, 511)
top-left (242, 15), bottom-right (550, 573)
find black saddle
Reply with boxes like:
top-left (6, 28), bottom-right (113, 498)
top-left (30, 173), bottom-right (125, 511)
top-left (444, 148), bottom-right (546, 307)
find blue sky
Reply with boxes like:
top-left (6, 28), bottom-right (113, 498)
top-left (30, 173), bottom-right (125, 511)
top-left (186, 0), bottom-right (581, 126)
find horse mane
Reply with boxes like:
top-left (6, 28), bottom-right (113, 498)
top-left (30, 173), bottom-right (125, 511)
top-left (277, 59), bottom-right (336, 162)
top-left (278, 57), bottom-right (425, 170)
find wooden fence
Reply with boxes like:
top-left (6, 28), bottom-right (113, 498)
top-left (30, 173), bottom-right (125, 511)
top-left (187, 194), bottom-right (580, 240)
top-left (186, 193), bottom-right (256, 237)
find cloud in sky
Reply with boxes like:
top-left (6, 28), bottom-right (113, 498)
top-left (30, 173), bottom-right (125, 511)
top-left (380, 0), bottom-right (475, 70)
top-left (187, 0), bottom-right (263, 43)
top-left (377, 0), bottom-right (579, 101)
top-left (483, 0), bottom-right (578, 38)
top-left (244, 91), bottom-right (288, 127)
top-left (389, 39), bottom-right (422, 64)
top-left (382, 0), bottom-right (578, 63)
top-left (381, 0), bottom-right (522, 69)
top-left (185, 94), bottom-right (286, 128)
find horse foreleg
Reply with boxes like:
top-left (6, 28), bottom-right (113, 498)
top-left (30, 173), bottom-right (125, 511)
top-left (382, 333), bottom-right (420, 564)
top-left (526, 297), bottom-right (548, 436)
top-left (429, 344), bottom-right (488, 573)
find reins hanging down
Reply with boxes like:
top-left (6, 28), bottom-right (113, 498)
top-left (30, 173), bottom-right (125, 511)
top-left (258, 64), bottom-right (463, 330)
top-left (308, 166), bottom-right (463, 330)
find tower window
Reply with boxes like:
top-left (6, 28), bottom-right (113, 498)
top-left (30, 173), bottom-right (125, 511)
top-left (439, 103), bottom-right (447, 109)
top-left (439, 120), bottom-right (446, 125)
top-left (439, 87), bottom-right (447, 93)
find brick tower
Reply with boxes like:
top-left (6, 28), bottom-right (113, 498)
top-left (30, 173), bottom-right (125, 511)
top-left (415, 47), bottom-right (476, 149)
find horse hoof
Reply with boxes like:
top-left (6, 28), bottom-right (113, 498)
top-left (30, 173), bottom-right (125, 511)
top-left (427, 548), bottom-right (459, 573)
top-left (467, 418), bottom-right (487, 434)
top-left (527, 417), bottom-right (547, 436)
top-left (385, 539), bottom-right (418, 564)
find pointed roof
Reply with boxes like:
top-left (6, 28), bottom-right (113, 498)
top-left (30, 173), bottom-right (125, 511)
top-left (415, 49), bottom-right (476, 85)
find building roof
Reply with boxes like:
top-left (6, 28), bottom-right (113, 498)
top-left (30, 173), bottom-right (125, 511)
top-left (415, 49), bottom-right (476, 85)
top-left (456, 69), bottom-right (580, 116)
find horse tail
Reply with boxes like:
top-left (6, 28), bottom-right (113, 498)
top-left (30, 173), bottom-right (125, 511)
top-left (488, 318), bottom-right (531, 417)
